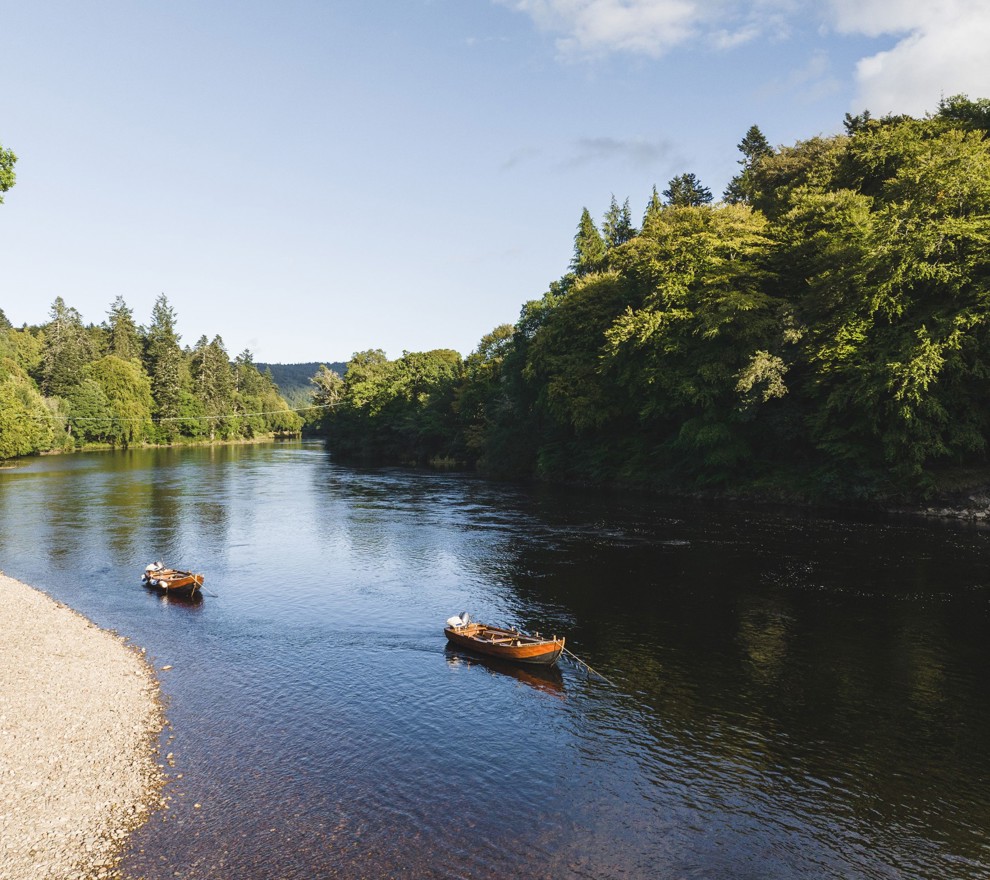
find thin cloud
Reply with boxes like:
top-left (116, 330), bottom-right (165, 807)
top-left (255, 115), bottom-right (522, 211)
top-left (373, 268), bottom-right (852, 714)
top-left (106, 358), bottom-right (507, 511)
top-left (758, 48), bottom-right (841, 105)
top-left (495, 0), bottom-right (797, 58)
top-left (499, 146), bottom-right (544, 172)
top-left (494, 1), bottom-right (990, 119)
top-left (565, 136), bottom-right (675, 168)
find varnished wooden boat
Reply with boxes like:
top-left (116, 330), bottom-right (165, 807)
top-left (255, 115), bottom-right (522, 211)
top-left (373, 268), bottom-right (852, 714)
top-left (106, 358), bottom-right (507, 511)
top-left (142, 565), bottom-right (204, 597)
top-left (444, 618), bottom-right (565, 666)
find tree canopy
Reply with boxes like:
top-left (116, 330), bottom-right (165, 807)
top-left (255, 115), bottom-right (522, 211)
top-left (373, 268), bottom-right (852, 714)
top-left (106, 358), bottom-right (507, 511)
top-left (316, 97), bottom-right (990, 501)
top-left (0, 293), bottom-right (303, 458)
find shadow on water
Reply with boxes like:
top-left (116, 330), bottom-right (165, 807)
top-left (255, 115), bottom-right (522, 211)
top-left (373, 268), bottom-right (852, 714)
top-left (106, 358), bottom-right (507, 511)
top-left (1, 443), bottom-right (989, 879)
top-left (443, 647), bottom-right (566, 698)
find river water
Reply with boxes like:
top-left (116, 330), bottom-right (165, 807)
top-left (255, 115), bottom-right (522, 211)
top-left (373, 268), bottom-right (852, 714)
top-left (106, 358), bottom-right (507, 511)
top-left (1, 442), bottom-right (989, 879)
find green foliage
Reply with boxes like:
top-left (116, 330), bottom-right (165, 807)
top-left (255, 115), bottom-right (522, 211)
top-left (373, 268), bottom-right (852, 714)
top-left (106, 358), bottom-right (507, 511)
top-left (66, 379), bottom-right (115, 444)
top-left (104, 296), bottom-right (143, 362)
top-left (145, 294), bottom-right (184, 440)
top-left (84, 355), bottom-right (154, 445)
top-left (0, 373), bottom-right (59, 458)
top-left (571, 208), bottom-right (606, 276)
top-left (601, 195), bottom-right (636, 249)
top-left (0, 291), bottom-right (301, 458)
top-left (257, 361), bottom-right (347, 409)
top-left (328, 349), bottom-right (464, 463)
top-left (428, 96), bottom-right (990, 497)
top-left (38, 297), bottom-right (95, 397)
top-left (0, 140), bottom-right (16, 203)
top-left (663, 173), bottom-right (713, 207)
top-left (724, 125), bottom-right (774, 205)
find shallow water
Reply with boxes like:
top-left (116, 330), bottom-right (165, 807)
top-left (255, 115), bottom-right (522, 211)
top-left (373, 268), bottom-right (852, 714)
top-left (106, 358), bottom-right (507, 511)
top-left (1, 442), bottom-right (989, 879)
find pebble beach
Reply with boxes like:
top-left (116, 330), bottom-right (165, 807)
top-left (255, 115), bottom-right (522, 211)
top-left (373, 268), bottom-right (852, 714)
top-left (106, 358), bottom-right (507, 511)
top-left (0, 572), bottom-right (165, 880)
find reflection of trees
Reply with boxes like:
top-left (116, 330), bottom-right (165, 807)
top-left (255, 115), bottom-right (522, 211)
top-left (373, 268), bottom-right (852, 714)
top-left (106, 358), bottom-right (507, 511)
top-left (498, 502), bottom-right (990, 872)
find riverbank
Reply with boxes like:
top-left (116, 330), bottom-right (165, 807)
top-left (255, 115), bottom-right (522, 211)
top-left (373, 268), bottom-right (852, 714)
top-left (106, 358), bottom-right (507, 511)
top-left (0, 572), bottom-right (165, 880)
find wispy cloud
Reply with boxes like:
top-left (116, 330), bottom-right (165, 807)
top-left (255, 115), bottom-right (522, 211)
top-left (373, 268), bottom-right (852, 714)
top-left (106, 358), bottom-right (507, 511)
top-left (565, 135), bottom-right (675, 168)
top-left (494, 0), bottom-right (990, 117)
top-left (499, 146), bottom-right (544, 172)
top-left (494, 0), bottom-right (796, 59)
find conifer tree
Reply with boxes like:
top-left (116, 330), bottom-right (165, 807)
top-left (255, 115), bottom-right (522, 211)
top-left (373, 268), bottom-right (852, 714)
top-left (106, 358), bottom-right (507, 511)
top-left (724, 125), bottom-right (774, 204)
top-left (145, 294), bottom-right (183, 439)
top-left (663, 173), bottom-right (713, 207)
top-left (105, 296), bottom-right (142, 361)
top-left (601, 194), bottom-right (636, 248)
top-left (39, 297), bottom-right (94, 397)
top-left (570, 207), bottom-right (606, 275)
top-left (642, 185), bottom-right (663, 229)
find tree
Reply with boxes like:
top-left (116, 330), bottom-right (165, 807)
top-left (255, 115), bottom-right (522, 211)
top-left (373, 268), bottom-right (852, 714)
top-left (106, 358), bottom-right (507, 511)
top-left (145, 294), bottom-right (184, 440)
top-left (310, 364), bottom-right (344, 427)
top-left (38, 297), bottom-right (94, 397)
top-left (191, 335), bottom-right (236, 440)
top-left (0, 140), bottom-right (16, 203)
top-left (601, 195), bottom-right (636, 249)
top-left (570, 207), bottom-right (606, 275)
top-left (65, 379), bottom-right (115, 444)
top-left (642, 185), bottom-right (663, 229)
top-left (104, 296), bottom-right (142, 361)
top-left (602, 203), bottom-right (778, 478)
top-left (84, 355), bottom-right (154, 445)
top-left (0, 375), bottom-right (60, 458)
top-left (663, 173), bottom-right (713, 207)
top-left (936, 94), bottom-right (990, 134)
top-left (724, 125), bottom-right (774, 204)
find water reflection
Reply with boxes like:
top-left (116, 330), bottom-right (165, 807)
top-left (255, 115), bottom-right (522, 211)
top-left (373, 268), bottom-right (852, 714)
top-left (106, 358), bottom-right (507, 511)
top-left (0, 443), bottom-right (988, 879)
top-left (444, 648), bottom-right (566, 698)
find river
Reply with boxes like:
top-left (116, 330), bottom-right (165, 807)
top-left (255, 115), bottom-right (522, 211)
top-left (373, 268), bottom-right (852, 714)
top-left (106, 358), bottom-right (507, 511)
top-left (1, 441), bottom-right (988, 879)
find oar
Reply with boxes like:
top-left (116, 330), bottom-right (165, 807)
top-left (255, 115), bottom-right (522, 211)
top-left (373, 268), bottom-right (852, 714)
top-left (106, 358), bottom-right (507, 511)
top-left (561, 647), bottom-right (617, 687)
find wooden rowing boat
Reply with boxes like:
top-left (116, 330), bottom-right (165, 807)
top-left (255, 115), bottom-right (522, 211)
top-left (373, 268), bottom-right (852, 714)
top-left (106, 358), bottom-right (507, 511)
top-left (142, 564), bottom-right (204, 598)
top-left (444, 616), bottom-right (564, 666)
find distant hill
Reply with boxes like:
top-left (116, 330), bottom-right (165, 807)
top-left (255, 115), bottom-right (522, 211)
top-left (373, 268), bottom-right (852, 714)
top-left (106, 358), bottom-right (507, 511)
top-left (257, 361), bottom-right (346, 409)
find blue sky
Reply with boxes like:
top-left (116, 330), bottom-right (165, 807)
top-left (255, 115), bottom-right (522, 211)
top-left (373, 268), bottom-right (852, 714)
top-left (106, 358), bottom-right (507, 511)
top-left (3, 0), bottom-right (989, 364)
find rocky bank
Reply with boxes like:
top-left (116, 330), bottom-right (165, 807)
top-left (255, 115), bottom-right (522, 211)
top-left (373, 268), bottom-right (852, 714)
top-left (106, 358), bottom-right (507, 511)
top-left (0, 572), bottom-right (165, 879)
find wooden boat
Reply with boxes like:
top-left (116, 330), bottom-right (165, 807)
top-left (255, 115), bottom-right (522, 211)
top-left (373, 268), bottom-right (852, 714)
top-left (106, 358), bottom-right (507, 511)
top-left (444, 615), bottom-right (564, 666)
top-left (142, 564), bottom-right (204, 597)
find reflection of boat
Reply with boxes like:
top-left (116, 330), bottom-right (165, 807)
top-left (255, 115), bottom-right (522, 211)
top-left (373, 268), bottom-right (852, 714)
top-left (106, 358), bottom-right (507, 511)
top-left (142, 562), bottom-right (204, 598)
top-left (444, 614), bottom-right (565, 666)
top-left (444, 647), bottom-right (565, 696)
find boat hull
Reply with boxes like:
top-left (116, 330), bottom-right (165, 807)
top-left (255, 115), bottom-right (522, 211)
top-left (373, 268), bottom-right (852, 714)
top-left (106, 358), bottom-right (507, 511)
top-left (444, 624), bottom-right (564, 666)
top-left (142, 569), bottom-right (204, 597)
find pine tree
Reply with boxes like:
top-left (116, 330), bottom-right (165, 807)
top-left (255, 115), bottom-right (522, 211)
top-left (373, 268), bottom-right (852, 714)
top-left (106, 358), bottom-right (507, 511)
top-left (724, 125), bottom-right (774, 204)
top-left (642, 185), bottom-right (663, 230)
top-left (145, 294), bottom-right (183, 440)
top-left (192, 335), bottom-right (235, 440)
top-left (105, 296), bottom-right (142, 361)
top-left (663, 173), bottom-right (713, 207)
top-left (39, 297), bottom-right (94, 397)
top-left (601, 195), bottom-right (636, 248)
top-left (570, 208), bottom-right (606, 275)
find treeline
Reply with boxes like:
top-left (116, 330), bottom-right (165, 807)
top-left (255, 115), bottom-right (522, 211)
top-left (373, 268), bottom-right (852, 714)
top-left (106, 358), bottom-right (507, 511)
top-left (0, 295), bottom-right (302, 459)
top-left (315, 96), bottom-right (990, 499)
top-left (257, 361), bottom-right (347, 409)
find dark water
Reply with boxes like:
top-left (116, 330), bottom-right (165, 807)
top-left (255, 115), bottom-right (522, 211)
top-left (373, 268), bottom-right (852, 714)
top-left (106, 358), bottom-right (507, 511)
top-left (2, 443), bottom-right (989, 879)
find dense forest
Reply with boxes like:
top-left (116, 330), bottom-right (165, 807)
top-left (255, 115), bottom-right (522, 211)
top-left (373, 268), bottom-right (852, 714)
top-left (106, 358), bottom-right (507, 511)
top-left (257, 361), bottom-right (347, 409)
top-left (0, 293), bottom-right (303, 459)
top-left (312, 96), bottom-right (990, 501)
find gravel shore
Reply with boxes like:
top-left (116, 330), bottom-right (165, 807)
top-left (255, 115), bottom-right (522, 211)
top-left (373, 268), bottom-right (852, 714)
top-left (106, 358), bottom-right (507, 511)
top-left (0, 572), bottom-right (165, 880)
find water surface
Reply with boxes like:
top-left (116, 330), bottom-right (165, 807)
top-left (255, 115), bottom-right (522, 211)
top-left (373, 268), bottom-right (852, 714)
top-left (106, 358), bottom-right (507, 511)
top-left (1, 442), bottom-right (989, 879)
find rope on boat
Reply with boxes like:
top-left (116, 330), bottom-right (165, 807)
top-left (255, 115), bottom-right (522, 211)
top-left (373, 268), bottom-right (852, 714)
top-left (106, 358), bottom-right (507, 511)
top-left (562, 647), bottom-right (617, 688)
